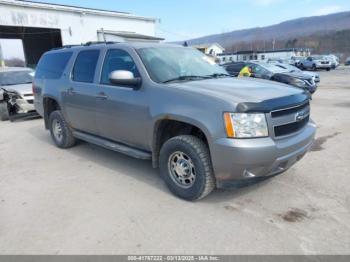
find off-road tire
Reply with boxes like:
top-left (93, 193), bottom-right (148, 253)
top-left (49, 110), bottom-right (76, 148)
top-left (159, 135), bottom-right (215, 201)
top-left (0, 102), bottom-right (9, 121)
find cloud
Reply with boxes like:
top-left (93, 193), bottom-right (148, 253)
top-left (313, 5), bottom-right (343, 16)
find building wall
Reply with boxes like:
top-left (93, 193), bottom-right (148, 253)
top-left (206, 44), bottom-right (224, 56)
top-left (0, 2), bottom-right (157, 45)
top-left (218, 50), bottom-right (311, 64)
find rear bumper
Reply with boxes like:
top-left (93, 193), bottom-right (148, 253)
top-left (211, 121), bottom-right (316, 188)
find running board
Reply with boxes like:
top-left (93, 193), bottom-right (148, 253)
top-left (72, 131), bottom-right (152, 160)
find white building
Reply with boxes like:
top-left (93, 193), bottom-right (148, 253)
top-left (191, 43), bottom-right (225, 56)
top-left (0, 0), bottom-right (162, 66)
top-left (217, 48), bottom-right (311, 64)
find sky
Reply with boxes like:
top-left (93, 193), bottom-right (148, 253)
top-left (0, 39), bottom-right (25, 59)
top-left (15, 0), bottom-right (350, 41)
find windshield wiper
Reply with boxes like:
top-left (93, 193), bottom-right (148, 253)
top-left (162, 75), bottom-right (211, 83)
top-left (204, 73), bottom-right (232, 78)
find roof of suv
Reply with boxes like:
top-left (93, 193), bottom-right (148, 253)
top-left (50, 42), bottom-right (184, 52)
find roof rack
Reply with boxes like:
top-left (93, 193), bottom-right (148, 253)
top-left (51, 45), bottom-right (80, 50)
top-left (84, 41), bottom-right (120, 46)
top-left (51, 41), bottom-right (120, 51)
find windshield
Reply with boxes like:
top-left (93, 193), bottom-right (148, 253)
top-left (312, 56), bottom-right (324, 60)
top-left (276, 63), bottom-right (301, 73)
top-left (137, 47), bottom-right (228, 83)
top-left (0, 70), bottom-right (33, 86)
top-left (257, 63), bottom-right (287, 73)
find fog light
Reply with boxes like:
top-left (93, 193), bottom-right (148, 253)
top-left (243, 170), bottom-right (256, 178)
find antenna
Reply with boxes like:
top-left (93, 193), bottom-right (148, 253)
top-left (101, 28), bottom-right (107, 43)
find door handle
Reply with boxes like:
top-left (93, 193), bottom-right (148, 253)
top-left (67, 87), bottom-right (76, 95)
top-left (96, 92), bottom-right (108, 100)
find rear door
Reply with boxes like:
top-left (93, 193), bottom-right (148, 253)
top-left (63, 49), bottom-right (101, 135)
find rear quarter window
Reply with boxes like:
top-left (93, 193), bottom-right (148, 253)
top-left (35, 52), bottom-right (73, 79)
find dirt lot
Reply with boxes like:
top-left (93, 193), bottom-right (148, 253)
top-left (0, 67), bottom-right (350, 255)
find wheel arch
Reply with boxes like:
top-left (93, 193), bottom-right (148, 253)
top-left (43, 96), bottom-right (61, 129)
top-left (151, 115), bottom-right (212, 168)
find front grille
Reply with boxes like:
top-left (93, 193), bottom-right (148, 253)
top-left (271, 102), bottom-right (310, 137)
top-left (271, 102), bottom-right (309, 118)
top-left (274, 115), bottom-right (309, 137)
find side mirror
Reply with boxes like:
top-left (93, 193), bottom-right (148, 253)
top-left (109, 70), bottom-right (142, 89)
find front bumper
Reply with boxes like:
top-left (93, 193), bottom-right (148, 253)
top-left (15, 97), bottom-right (35, 113)
top-left (316, 64), bottom-right (331, 69)
top-left (211, 121), bottom-right (316, 188)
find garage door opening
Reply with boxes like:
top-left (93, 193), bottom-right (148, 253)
top-left (0, 25), bottom-right (62, 67)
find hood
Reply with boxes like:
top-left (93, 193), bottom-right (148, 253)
top-left (276, 71), bottom-right (313, 81)
top-left (171, 77), bottom-right (307, 105)
top-left (2, 83), bottom-right (32, 96)
top-left (302, 71), bottom-right (319, 78)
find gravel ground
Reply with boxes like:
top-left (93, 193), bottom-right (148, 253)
top-left (0, 67), bottom-right (349, 255)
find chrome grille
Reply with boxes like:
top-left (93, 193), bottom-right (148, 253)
top-left (270, 102), bottom-right (310, 137)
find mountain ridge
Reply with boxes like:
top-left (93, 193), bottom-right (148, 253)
top-left (181, 11), bottom-right (350, 50)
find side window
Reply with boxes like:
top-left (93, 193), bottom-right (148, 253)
top-left (36, 52), bottom-right (73, 79)
top-left (72, 50), bottom-right (100, 83)
top-left (101, 49), bottom-right (140, 85)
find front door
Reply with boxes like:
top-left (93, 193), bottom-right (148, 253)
top-left (95, 49), bottom-right (150, 150)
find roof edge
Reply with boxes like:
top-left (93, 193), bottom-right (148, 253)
top-left (0, 0), bottom-right (157, 22)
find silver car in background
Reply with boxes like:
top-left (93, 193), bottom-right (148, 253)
top-left (299, 55), bottom-right (331, 71)
top-left (273, 62), bottom-right (320, 83)
top-left (0, 67), bottom-right (35, 121)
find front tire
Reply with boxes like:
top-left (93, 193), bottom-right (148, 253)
top-left (0, 102), bottom-right (9, 121)
top-left (49, 110), bottom-right (76, 148)
top-left (159, 135), bottom-right (215, 201)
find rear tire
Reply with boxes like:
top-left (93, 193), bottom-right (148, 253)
top-left (326, 68), bottom-right (331, 71)
top-left (159, 135), bottom-right (215, 201)
top-left (49, 110), bottom-right (76, 148)
top-left (0, 102), bottom-right (9, 121)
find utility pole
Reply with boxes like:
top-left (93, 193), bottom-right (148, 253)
top-left (272, 38), bottom-right (276, 51)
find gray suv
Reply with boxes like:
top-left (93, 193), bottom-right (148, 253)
top-left (34, 42), bottom-right (316, 200)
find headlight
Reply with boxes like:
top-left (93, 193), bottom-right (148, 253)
top-left (224, 113), bottom-right (268, 138)
top-left (291, 78), bottom-right (307, 87)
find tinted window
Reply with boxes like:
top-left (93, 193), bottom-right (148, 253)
top-left (226, 63), bottom-right (245, 73)
top-left (101, 49), bottom-right (140, 85)
top-left (72, 50), bottom-right (100, 83)
top-left (36, 52), bottom-right (72, 79)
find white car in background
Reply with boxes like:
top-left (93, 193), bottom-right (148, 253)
top-left (0, 67), bottom-right (35, 121)
top-left (325, 55), bottom-right (340, 69)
